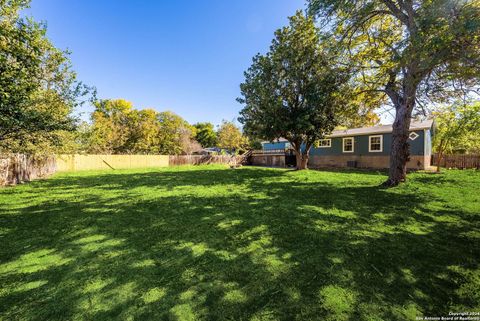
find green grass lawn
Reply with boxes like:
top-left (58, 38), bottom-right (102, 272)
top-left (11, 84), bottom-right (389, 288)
top-left (0, 166), bottom-right (479, 321)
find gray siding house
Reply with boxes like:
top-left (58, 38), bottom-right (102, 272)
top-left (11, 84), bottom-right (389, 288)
top-left (260, 120), bottom-right (434, 169)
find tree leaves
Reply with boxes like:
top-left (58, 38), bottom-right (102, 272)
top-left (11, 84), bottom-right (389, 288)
top-left (433, 101), bottom-right (480, 155)
top-left (87, 99), bottom-right (200, 155)
top-left (238, 11), bottom-right (350, 150)
top-left (193, 122), bottom-right (217, 148)
top-left (0, 0), bottom-right (92, 154)
top-left (307, 0), bottom-right (480, 109)
top-left (217, 121), bottom-right (248, 153)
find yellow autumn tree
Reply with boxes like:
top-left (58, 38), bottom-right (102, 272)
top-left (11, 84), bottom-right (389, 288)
top-left (217, 121), bottom-right (248, 154)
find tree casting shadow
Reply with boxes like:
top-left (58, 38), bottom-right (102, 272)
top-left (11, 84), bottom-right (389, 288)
top-left (0, 167), bottom-right (478, 320)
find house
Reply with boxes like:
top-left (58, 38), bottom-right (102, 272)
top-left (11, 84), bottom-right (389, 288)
top-left (260, 120), bottom-right (434, 169)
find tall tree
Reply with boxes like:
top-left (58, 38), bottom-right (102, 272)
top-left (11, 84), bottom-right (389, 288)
top-left (88, 101), bottom-right (201, 155)
top-left (89, 99), bottom-right (133, 153)
top-left (308, 0), bottom-right (480, 185)
top-left (0, 0), bottom-right (91, 153)
top-left (217, 121), bottom-right (248, 154)
top-left (157, 111), bottom-right (199, 155)
top-left (238, 11), bottom-right (350, 169)
top-left (433, 101), bottom-right (480, 172)
top-left (193, 122), bottom-right (217, 147)
top-left (124, 109), bottom-right (160, 154)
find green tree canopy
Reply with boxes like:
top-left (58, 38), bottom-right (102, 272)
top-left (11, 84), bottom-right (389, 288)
top-left (308, 0), bottom-right (480, 184)
top-left (238, 11), bottom-right (350, 169)
top-left (89, 99), bottom-right (134, 154)
top-left (0, 0), bottom-right (92, 153)
top-left (78, 107), bottom-right (249, 156)
top-left (157, 111), bottom-right (198, 155)
top-left (217, 121), bottom-right (248, 154)
top-left (126, 109), bottom-right (161, 154)
top-left (433, 101), bottom-right (480, 171)
top-left (193, 122), bottom-right (217, 147)
top-left (86, 99), bottom-right (201, 155)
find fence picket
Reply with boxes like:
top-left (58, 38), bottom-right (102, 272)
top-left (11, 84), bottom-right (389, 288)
top-left (432, 153), bottom-right (480, 169)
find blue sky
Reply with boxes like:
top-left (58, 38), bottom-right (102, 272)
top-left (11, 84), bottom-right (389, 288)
top-left (26, 0), bottom-right (304, 126)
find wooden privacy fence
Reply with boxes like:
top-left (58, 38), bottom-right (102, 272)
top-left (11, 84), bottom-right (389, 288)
top-left (169, 155), bottom-right (244, 166)
top-left (0, 154), bottom-right (56, 186)
top-left (431, 154), bottom-right (480, 169)
top-left (57, 154), bottom-right (247, 171)
top-left (56, 154), bottom-right (169, 172)
top-left (1, 153), bottom-right (253, 186)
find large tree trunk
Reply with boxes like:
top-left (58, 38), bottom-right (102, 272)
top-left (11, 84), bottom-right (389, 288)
top-left (384, 82), bottom-right (417, 187)
top-left (385, 110), bottom-right (411, 186)
top-left (292, 142), bottom-right (310, 170)
top-left (294, 149), bottom-right (309, 170)
top-left (295, 152), bottom-right (309, 170)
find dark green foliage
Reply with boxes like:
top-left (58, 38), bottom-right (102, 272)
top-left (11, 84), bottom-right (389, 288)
top-left (193, 122), bottom-right (218, 148)
top-left (0, 0), bottom-right (92, 153)
top-left (0, 167), bottom-right (479, 320)
top-left (238, 12), bottom-right (350, 168)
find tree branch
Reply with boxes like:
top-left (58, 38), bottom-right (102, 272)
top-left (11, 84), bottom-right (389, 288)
top-left (381, 0), bottom-right (410, 26)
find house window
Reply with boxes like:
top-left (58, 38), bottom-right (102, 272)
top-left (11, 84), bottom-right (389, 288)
top-left (409, 132), bottom-right (419, 141)
top-left (369, 135), bottom-right (383, 152)
top-left (318, 139), bottom-right (331, 148)
top-left (343, 137), bottom-right (354, 153)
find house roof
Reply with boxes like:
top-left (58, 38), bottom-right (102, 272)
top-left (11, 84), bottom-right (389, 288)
top-left (328, 119), bottom-right (434, 138)
top-left (262, 119), bottom-right (434, 143)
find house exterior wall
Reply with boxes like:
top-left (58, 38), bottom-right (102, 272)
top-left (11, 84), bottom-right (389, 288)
top-left (262, 142), bottom-right (290, 150)
top-left (260, 129), bottom-right (432, 170)
top-left (261, 130), bottom-right (428, 156)
top-left (309, 155), bottom-right (430, 170)
top-left (309, 130), bottom-right (426, 156)
top-left (308, 129), bottom-right (430, 169)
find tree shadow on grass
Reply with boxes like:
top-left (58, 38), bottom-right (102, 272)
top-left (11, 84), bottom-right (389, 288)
top-left (0, 167), bottom-right (478, 320)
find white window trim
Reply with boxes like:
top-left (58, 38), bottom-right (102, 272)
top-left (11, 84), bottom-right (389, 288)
top-left (318, 139), bottom-right (331, 148)
top-left (342, 137), bottom-right (354, 153)
top-left (368, 135), bottom-right (383, 152)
